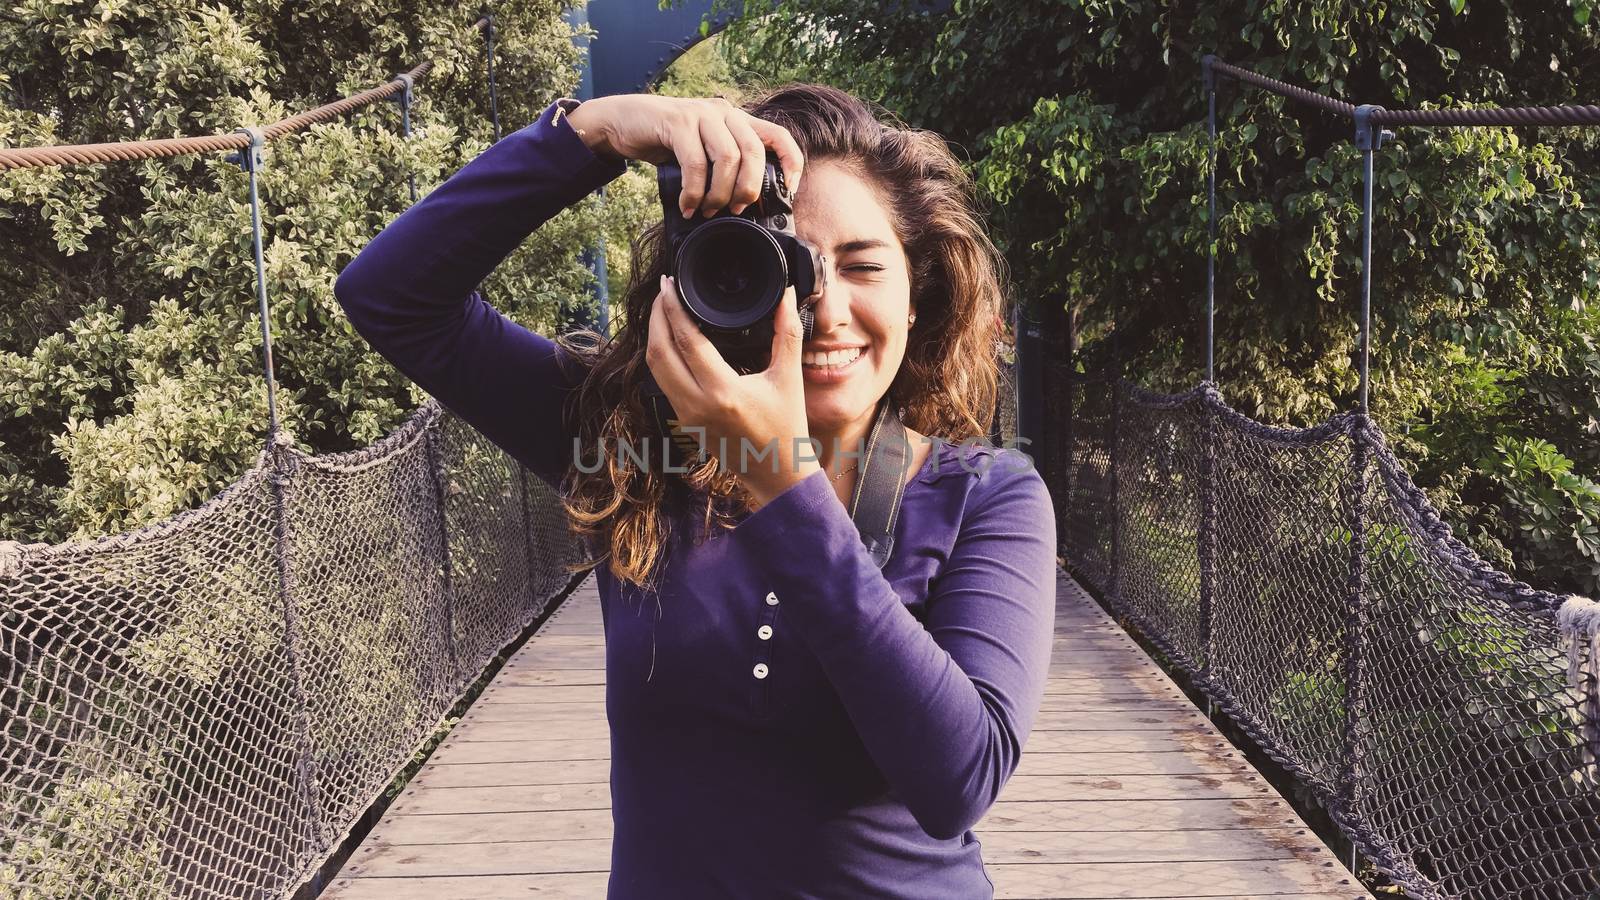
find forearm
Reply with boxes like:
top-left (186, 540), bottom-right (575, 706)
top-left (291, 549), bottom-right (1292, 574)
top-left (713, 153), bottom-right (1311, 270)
top-left (331, 98), bottom-right (627, 485)
top-left (731, 454), bottom-right (1058, 840)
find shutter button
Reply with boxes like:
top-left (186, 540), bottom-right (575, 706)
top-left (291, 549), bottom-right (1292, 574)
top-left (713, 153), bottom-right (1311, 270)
top-left (757, 625), bottom-right (773, 640)
top-left (752, 663), bottom-right (769, 679)
top-left (765, 591), bottom-right (779, 606)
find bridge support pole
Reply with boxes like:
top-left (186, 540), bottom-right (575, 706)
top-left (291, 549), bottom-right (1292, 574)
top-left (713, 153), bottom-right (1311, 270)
top-left (482, 11), bottom-right (502, 142)
top-left (1340, 105), bottom-right (1390, 879)
top-left (227, 130), bottom-right (330, 867)
top-left (1198, 57), bottom-right (1220, 708)
top-left (1202, 55), bottom-right (1217, 383)
top-left (392, 72), bottom-right (417, 204)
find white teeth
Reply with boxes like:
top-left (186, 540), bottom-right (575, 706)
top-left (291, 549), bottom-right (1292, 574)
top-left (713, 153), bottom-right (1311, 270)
top-left (802, 347), bottom-right (864, 368)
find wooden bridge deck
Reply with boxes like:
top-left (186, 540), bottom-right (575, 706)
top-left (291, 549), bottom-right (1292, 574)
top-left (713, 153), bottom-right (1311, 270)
top-left (324, 570), bottom-right (1371, 899)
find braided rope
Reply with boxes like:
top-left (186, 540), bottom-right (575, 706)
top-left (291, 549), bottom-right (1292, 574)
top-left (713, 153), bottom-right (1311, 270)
top-left (1210, 57), bottom-right (1600, 128)
top-left (1358, 416), bottom-right (1567, 617)
top-left (1208, 58), bottom-right (1360, 118)
top-left (1374, 104), bottom-right (1600, 127)
top-left (0, 20), bottom-right (497, 172)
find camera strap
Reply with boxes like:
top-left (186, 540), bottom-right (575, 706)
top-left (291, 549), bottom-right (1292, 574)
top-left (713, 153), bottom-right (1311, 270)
top-left (847, 396), bottom-right (909, 569)
top-left (640, 373), bottom-right (908, 568)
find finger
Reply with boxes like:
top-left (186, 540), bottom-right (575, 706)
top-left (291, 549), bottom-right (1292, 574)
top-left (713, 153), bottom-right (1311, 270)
top-left (725, 114), bottom-right (767, 215)
top-left (647, 275), bottom-right (702, 395)
top-left (697, 113), bottom-right (741, 216)
top-left (746, 116), bottom-right (805, 195)
top-left (661, 276), bottom-right (738, 385)
top-left (672, 125), bottom-right (710, 220)
top-left (766, 284), bottom-right (806, 379)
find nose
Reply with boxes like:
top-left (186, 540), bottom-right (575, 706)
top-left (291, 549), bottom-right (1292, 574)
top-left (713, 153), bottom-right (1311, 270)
top-left (805, 255), bottom-right (850, 333)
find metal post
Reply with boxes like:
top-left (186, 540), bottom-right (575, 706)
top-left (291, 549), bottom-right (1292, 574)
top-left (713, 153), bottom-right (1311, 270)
top-left (1107, 333), bottom-right (1123, 600)
top-left (1202, 55), bottom-right (1218, 384)
top-left (565, 1), bottom-right (609, 334)
top-left (483, 12), bottom-right (502, 143)
top-left (1352, 105), bottom-right (1391, 416)
top-left (228, 127), bottom-right (280, 441)
top-left (1015, 307), bottom-right (1044, 469)
top-left (392, 73), bottom-right (417, 203)
top-left (1343, 107), bottom-right (1388, 868)
top-left (1199, 57), bottom-right (1221, 704)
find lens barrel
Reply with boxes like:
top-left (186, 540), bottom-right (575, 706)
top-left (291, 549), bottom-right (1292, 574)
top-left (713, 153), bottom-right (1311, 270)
top-left (674, 218), bottom-right (789, 330)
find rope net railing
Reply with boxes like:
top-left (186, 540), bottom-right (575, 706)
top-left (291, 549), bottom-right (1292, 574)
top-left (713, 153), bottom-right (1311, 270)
top-left (0, 401), bottom-right (590, 898)
top-left (1049, 372), bottom-right (1600, 899)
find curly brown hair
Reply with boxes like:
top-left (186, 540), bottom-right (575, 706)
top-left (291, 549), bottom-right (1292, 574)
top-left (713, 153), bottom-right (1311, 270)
top-left (552, 82), bottom-right (1008, 594)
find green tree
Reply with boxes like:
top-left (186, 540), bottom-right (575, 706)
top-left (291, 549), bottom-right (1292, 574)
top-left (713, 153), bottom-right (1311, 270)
top-left (717, 0), bottom-right (1600, 596)
top-left (0, 0), bottom-right (615, 541)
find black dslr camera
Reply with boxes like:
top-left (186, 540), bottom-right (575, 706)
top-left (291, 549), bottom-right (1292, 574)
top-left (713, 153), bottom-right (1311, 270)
top-left (657, 153), bottom-right (825, 372)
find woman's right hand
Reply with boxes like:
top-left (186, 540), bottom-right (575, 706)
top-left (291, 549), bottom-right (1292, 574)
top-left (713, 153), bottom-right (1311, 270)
top-left (564, 94), bottom-right (805, 220)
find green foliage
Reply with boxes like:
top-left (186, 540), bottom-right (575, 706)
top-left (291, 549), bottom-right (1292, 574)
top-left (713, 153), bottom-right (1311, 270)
top-left (719, 0), bottom-right (1600, 597)
top-left (0, 737), bottom-right (173, 900)
top-left (1492, 436), bottom-right (1600, 588)
top-left (0, 0), bottom-right (617, 542)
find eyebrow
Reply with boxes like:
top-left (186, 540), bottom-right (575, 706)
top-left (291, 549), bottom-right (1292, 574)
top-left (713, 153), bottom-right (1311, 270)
top-left (833, 238), bottom-right (893, 254)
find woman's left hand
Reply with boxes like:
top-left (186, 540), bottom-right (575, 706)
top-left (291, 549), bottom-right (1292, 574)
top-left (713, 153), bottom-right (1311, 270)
top-left (646, 273), bottom-right (821, 507)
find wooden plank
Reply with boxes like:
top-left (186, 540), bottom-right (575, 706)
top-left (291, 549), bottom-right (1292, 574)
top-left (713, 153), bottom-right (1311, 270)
top-left (431, 737), bottom-right (611, 765)
top-left (476, 684), bottom-right (605, 704)
top-left (503, 647), bottom-right (604, 667)
top-left (449, 719), bottom-right (611, 742)
top-left (491, 668), bottom-right (606, 687)
top-left (385, 782), bottom-right (611, 816)
top-left (537, 621), bottom-right (604, 636)
top-left (1049, 890), bottom-right (1376, 896)
top-left (413, 758), bottom-right (610, 788)
top-left (976, 826), bottom-right (1331, 864)
top-left (1012, 751), bottom-right (1242, 777)
top-left (1040, 678), bottom-right (1183, 697)
top-left (997, 773), bottom-right (1276, 803)
top-left (988, 859), bottom-right (1366, 898)
top-left (518, 630), bottom-right (604, 643)
top-left (368, 809), bottom-right (613, 846)
top-left (324, 873), bottom-right (610, 899)
top-left (458, 704), bottom-right (613, 725)
top-left (341, 837), bottom-right (612, 877)
top-left (458, 702), bottom-right (1207, 729)
top-left (977, 798), bottom-right (1303, 832)
top-left (469, 680), bottom-right (1200, 712)
top-left (1037, 710), bottom-right (1209, 731)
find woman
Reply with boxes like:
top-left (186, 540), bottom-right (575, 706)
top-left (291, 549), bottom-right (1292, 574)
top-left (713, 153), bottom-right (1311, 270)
top-left (334, 83), bottom-right (1057, 899)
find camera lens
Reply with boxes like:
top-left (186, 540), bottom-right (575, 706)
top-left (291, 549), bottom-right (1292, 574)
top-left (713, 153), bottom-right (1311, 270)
top-left (677, 218), bottom-right (787, 330)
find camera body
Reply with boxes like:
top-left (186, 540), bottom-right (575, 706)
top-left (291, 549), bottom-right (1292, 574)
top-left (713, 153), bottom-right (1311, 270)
top-left (657, 153), bottom-right (823, 373)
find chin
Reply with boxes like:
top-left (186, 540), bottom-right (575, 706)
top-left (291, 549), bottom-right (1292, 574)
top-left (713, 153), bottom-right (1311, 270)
top-left (805, 392), bottom-right (873, 428)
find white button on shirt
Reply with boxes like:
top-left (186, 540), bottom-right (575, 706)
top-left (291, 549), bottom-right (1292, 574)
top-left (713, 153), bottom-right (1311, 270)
top-left (752, 663), bottom-right (769, 679)
top-left (757, 625), bottom-right (773, 640)
top-left (765, 591), bottom-right (779, 606)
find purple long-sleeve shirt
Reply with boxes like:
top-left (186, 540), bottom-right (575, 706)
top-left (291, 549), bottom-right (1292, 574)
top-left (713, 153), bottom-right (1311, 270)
top-left (333, 97), bottom-right (1058, 899)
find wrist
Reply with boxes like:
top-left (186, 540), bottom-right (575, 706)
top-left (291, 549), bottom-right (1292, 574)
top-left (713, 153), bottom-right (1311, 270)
top-left (746, 460), bottom-right (823, 509)
top-left (562, 97), bottom-right (621, 161)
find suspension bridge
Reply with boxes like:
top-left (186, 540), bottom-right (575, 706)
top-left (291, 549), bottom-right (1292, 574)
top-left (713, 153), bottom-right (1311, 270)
top-left (2, 8), bottom-right (1598, 900)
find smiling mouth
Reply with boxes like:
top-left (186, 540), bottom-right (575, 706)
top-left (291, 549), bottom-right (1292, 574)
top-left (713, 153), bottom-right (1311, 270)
top-left (802, 346), bottom-right (866, 369)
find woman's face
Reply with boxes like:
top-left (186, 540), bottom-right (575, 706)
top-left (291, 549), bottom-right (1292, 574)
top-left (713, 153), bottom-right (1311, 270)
top-left (791, 158), bottom-right (914, 438)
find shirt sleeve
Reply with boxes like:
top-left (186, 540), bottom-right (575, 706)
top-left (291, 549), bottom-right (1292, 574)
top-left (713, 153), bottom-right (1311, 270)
top-left (332, 97), bottom-right (629, 489)
top-left (731, 447), bottom-right (1058, 840)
